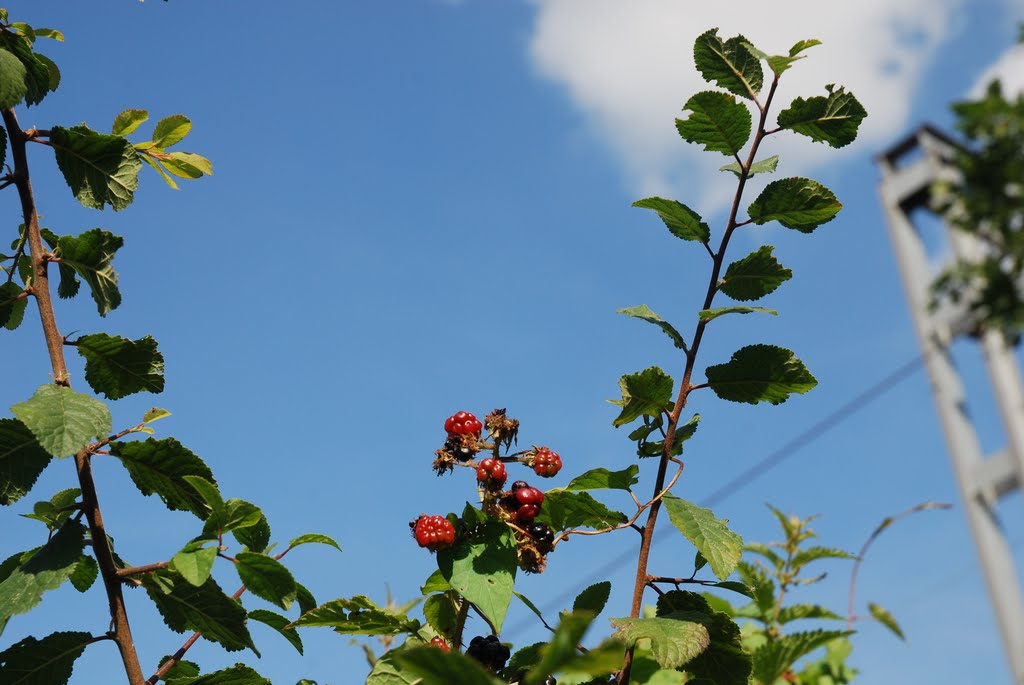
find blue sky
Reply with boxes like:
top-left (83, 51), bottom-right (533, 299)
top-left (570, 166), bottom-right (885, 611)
top-left (4, 1), bottom-right (1024, 683)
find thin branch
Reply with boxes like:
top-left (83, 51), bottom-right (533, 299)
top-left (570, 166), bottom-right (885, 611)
top-left (116, 561), bottom-right (169, 578)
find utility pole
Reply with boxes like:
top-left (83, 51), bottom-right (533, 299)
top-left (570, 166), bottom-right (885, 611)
top-left (877, 124), bottom-right (1024, 684)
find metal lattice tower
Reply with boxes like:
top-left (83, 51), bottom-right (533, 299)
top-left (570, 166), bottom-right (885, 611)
top-left (877, 124), bottom-right (1024, 684)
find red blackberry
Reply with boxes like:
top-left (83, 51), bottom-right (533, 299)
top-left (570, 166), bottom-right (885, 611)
top-left (444, 411), bottom-right (483, 436)
top-left (533, 447), bottom-right (562, 477)
top-left (476, 457), bottom-right (508, 488)
top-left (411, 515), bottom-right (456, 551)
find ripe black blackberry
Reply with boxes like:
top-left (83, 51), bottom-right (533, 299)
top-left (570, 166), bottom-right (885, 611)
top-left (526, 521), bottom-right (554, 553)
top-left (466, 634), bottom-right (510, 671)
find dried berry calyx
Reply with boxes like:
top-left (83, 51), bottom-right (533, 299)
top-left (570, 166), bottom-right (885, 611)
top-left (444, 410), bottom-right (483, 436)
top-left (466, 634), bottom-right (511, 671)
top-left (411, 514), bottom-right (456, 551)
top-left (476, 457), bottom-right (508, 488)
top-left (533, 446), bottom-right (562, 477)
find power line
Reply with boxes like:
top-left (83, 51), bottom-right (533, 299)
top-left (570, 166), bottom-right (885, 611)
top-left (505, 353), bottom-right (926, 638)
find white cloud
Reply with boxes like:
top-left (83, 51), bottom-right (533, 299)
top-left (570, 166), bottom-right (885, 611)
top-left (970, 43), bottom-right (1024, 97)
top-left (527, 0), bottom-right (968, 215)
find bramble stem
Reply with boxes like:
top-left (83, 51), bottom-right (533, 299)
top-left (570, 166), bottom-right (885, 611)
top-left (618, 75), bottom-right (781, 684)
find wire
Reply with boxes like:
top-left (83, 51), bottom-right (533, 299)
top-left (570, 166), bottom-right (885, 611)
top-left (505, 353), bottom-right (926, 638)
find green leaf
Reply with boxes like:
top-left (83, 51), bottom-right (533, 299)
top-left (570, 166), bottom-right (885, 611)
top-left (11, 385), bottom-right (111, 458)
top-left (422, 593), bottom-right (458, 636)
top-left (32, 28), bottom-right (64, 42)
top-left (743, 39), bottom-right (820, 77)
top-left (50, 125), bottom-right (141, 211)
top-left (142, 569), bottom-right (256, 653)
top-left (868, 602), bottom-right (904, 640)
top-left (54, 229), bottom-right (124, 316)
top-left (366, 648), bottom-right (421, 685)
top-left (288, 595), bottom-right (420, 635)
top-left (747, 177), bottom-right (842, 233)
top-left (661, 495), bottom-right (742, 581)
top-left (0, 281), bottom-right (28, 331)
top-left (632, 197), bottom-right (710, 243)
top-left (143, 408), bottom-right (172, 424)
top-left (0, 419), bottom-right (51, 506)
top-left (437, 522), bottom-right (517, 632)
top-left (248, 609), bottom-right (304, 654)
top-left (751, 630), bottom-right (851, 684)
top-left (610, 615), bottom-right (710, 669)
top-left (705, 344), bottom-right (817, 405)
top-left (777, 85), bottom-right (867, 148)
top-left (791, 545), bottom-right (856, 567)
top-left (676, 91), bottom-right (752, 156)
top-left (611, 367), bottom-right (673, 428)
top-left (525, 611), bottom-right (597, 684)
top-left (169, 540), bottom-right (218, 587)
top-left (394, 646), bottom-right (504, 685)
top-left (736, 562), bottom-right (776, 617)
top-left (167, 151), bottom-right (213, 176)
top-left (234, 513), bottom-right (271, 553)
top-left (535, 490), bottom-right (627, 532)
top-left (76, 333), bottom-right (164, 400)
top-left (111, 109), bottom-right (149, 136)
top-left (0, 521), bottom-right (85, 622)
top-left (617, 305), bottom-right (687, 350)
top-left (109, 438), bottom-right (216, 518)
top-left (0, 32), bottom-right (52, 106)
top-left (777, 604), bottom-right (843, 624)
top-left (158, 664), bottom-right (270, 685)
top-left (33, 53), bottom-right (59, 92)
top-left (161, 154), bottom-right (203, 179)
top-left (152, 114), bottom-right (192, 148)
top-left (693, 29), bottom-right (763, 100)
top-left (204, 498), bottom-right (263, 538)
top-left (0, 48), bottom-right (28, 108)
top-left (0, 125), bottom-right (6, 180)
top-left (680, 611), bottom-right (750, 685)
top-left (719, 154), bottom-right (779, 178)
top-left (565, 466), bottom-right (639, 492)
top-left (69, 555), bottom-right (98, 593)
top-left (236, 552), bottom-right (297, 611)
top-left (287, 533), bottom-right (341, 553)
top-left (719, 245), bottom-right (791, 302)
top-left (295, 583), bottom-right (317, 616)
top-left (709, 581), bottom-right (755, 599)
top-left (573, 581), bottom-right (611, 616)
top-left (698, 306), bottom-right (777, 323)
top-left (0, 631), bottom-right (91, 685)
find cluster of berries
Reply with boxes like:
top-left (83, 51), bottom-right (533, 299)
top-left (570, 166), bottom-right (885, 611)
top-left (466, 634), bottom-right (511, 672)
top-left (410, 515), bottom-right (455, 551)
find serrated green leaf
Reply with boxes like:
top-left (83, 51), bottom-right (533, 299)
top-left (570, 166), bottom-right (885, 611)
top-left (612, 367), bottom-right (673, 428)
top-left (791, 545), bottom-right (856, 568)
top-left (11, 385), bottom-right (111, 458)
top-left (719, 245), bottom-right (792, 302)
top-left (572, 581), bottom-right (611, 616)
top-left (248, 609), bottom-right (304, 655)
top-left (534, 490), bottom-right (627, 532)
top-left (109, 438), bottom-right (216, 518)
top-left (50, 125), bottom-right (141, 211)
top-left (204, 498), bottom-right (262, 539)
top-left (69, 555), bottom-right (98, 593)
top-left (76, 333), bottom-right (164, 400)
top-left (111, 109), bottom-right (149, 136)
top-left (777, 604), bottom-right (843, 624)
top-left (366, 647), bottom-right (421, 685)
top-left (777, 85), bottom-right (867, 149)
top-left (616, 305), bottom-right (687, 350)
top-left (288, 595), bottom-right (420, 635)
top-left (0, 281), bottom-right (28, 331)
top-left (719, 154), bottom-right (779, 178)
top-left (610, 615), bottom-right (710, 669)
top-left (0, 418), bottom-right (51, 506)
top-left (234, 513), bottom-right (271, 553)
top-left (524, 611), bottom-right (597, 685)
top-left (747, 177), bottom-right (841, 232)
top-left (33, 52), bottom-right (59, 92)
top-left (236, 552), bottom-right (296, 611)
top-left (0, 630), bottom-right (91, 685)
top-left (170, 540), bottom-right (218, 587)
top-left (185, 475), bottom-right (224, 514)
top-left (736, 561), bottom-right (776, 616)
top-left (140, 155), bottom-right (179, 190)
top-left (168, 151), bottom-right (213, 176)
top-left (143, 408), bottom-right (171, 424)
top-left (662, 495), bottom-right (742, 581)
top-left (0, 32), bottom-right (52, 106)
top-left (632, 197), bottom-right (710, 243)
top-left (705, 344), bottom-right (817, 405)
top-left (751, 630), bottom-right (851, 683)
top-left (9, 24), bottom-right (34, 43)
top-left (295, 583), bottom-right (317, 616)
top-left (157, 663), bottom-right (270, 685)
top-left (698, 306), bottom-right (777, 323)
top-left (161, 154), bottom-right (204, 179)
top-left (54, 229), bottom-right (123, 316)
top-left (868, 602), bottom-right (904, 640)
top-left (693, 29), bottom-right (763, 100)
top-left (152, 114), bottom-right (191, 148)
top-left (0, 521), bottom-right (84, 622)
top-left (437, 521), bottom-right (516, 632)
top-left (0, 48), bottom-right (27, 108)
top-left (394, 646), bottom-right (504, 685)
top-left (142, 569), bottom-right (256, 653)
top-left (710, 581), bottom-right (755, 599)
top-left (565, 466), bottom-right (639, 492)
top-left (680, 611), bottom-right (750, 685)
top-left (288, 533), bottom-right (341, 553)
top-left (422, 593), bottom-right (457, 636)
top-left (676, 90), bottom-right (752, 156)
